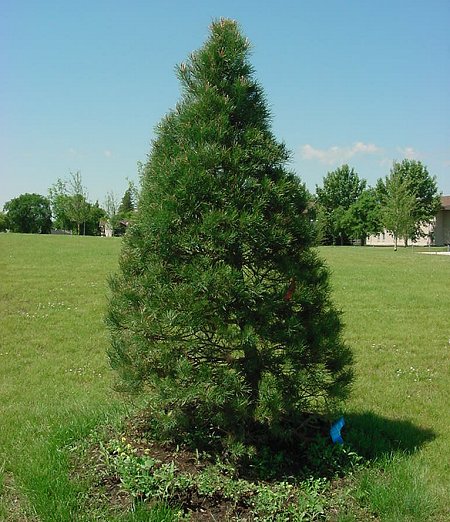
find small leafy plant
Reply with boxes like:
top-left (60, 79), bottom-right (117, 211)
top-left (97, 435), bottom-right (359, 520)
top-left (304, 436), bottom-right (363, 478)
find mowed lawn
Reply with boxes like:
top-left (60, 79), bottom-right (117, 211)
top-left (0, 234), bottom-right (449, 520)
top-left (322, 246), bottom-right (450, 520)
top-left (0, 234), bottom-right (123, 520)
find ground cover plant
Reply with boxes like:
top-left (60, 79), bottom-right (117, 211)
top-left (1, 234), bottom-right (449, 520)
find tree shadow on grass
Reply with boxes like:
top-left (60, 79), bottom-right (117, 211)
top-left (343, 411), bottom-right (436, 460)
top-left (234, 411), bottom-right (436, 482)
top-left (123, 409), bottom-right (436, 484)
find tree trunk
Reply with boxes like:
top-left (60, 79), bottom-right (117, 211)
top-left (241, 340), bottom-right (261, 414)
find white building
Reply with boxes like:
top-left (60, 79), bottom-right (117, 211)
top-left (366, 196), bottom-right (450, 247)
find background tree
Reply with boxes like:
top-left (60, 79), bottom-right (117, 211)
top-left (67, 171), bottom-right (90, 235)
top-left (315, 165), bottom-right (366, 245)
top-left (118, 186), bottom-right (135, 216)
top-left (49, 172), bottom-right (90, 234)
top-left (0, 211), bottom-right (8, 232)
top-left (103, 191), bottom-right (120, 236)
top-left (49, 179), bottom-right (73, 231)
top-left (380, 171), bottom-right (416, 250)
top-left (84, 201), bottom-right (106, 236)
top-left (111, 182), bottom-right (137, 235)
top-left (3, 193), bottom-right (52, 234)
top-left (344, 188), bottom-right (382, 245)
top-left (107, 19), bottom-right (352, 450)
top-left (377, 160), bottom-right (440, 244)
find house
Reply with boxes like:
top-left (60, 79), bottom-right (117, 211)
top-left (99, 218), bottom-right (130, 237)
top-left (434, 195), bottom-right (450, 246)
top-left (99, 218), bottom-right (114, 237)
top-left (366, 195), bottom-right (450, 247)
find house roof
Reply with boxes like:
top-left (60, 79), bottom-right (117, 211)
top-left (441, 195), bottom-right (450, 210)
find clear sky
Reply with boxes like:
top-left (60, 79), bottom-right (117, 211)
top-left (1, 0), bottom-right (449, 208)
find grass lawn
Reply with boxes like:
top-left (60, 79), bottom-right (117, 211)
top-left (0, 235), bottom-right (449, 520)
top-left (0, 234), bottom-right (124, 520)
top-left (322, 246), bottom-right (450, 521)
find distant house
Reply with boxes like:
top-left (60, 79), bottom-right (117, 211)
top-left (366, 195), bottom-right (450, 247)
top-left (99, 218), bottom-right (131, 237)
top-left (99, 218), bottom-right (114, 237)
top-left (104, 223), bottom-right (114, 238)
top-left (434, 195), bottom-right (450, 245)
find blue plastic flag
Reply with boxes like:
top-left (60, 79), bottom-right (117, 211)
top-left (330, 416), bottom-right (345, 444)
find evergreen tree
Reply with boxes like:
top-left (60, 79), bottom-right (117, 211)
top-left (118, 187), bottom-right (135, 215)
top-left (115, 183), bottom-right (137, 235)
top-left (107, 20), bottom-right (352, 447)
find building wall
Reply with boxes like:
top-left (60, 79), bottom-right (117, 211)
top-left (104, 224), bottom-right (114, 237)
top-left (366, 224), bottom-right (433, 247)
top-left (435, 209), bottom-right (450, 245)
top-left (366, 197), bottom-right (450, 247)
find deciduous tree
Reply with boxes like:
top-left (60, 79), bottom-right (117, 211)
top-left (103, 191), bottom-right (120, 236)
top-left (380, 171), bottom-right (416, 250)
top-left (3, 193), bottom-right (52, 234)
top-left (344, 188), bottom-right (382, 245)
top-left (0, 211), bottom-right (8, 232)
top-left (377, 160), bottom-right (440, 244)
top-left (85, 201), bottom-right (106, 236)
top-left (48, 179), bottom-right (73, 231)
top-left (49, 172), bottom-right (90, 234)
top-left (315, 165), bottom-right (366, 245)
top-left (67, 172), bottom-right (90, 235)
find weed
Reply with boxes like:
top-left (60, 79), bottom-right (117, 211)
top-left (97, 434), bottom-right (347, 520)
top-left (305, 436), bottom-right (364, 478)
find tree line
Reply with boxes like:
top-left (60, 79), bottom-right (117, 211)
top-left (3, 159), bottom-right (440, 249)
top-left (314, 159), bottom-right (441, 249)
top-left (1, 172), bottom-right (138, 236)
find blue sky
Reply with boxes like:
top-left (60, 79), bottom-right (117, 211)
top-left (1, 0), bottom-right (449, 208)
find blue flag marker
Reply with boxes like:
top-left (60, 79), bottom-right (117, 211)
top-left (330, 416), bottom-right (345, 444)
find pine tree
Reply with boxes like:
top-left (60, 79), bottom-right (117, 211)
top-left (107, 19), bottom-right (352, 447)
top-left (118, 187), bottom-right (135, 216)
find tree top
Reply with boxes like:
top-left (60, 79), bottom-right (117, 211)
top-left (177, 19), bottom-right (256, 96)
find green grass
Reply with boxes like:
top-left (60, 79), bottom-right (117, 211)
top-left (0, 234), bottom-right (124, 520)
top-left (0, 236), bottom-right (449, 520)
top-left (321, 246), bottom-right (450, 520)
